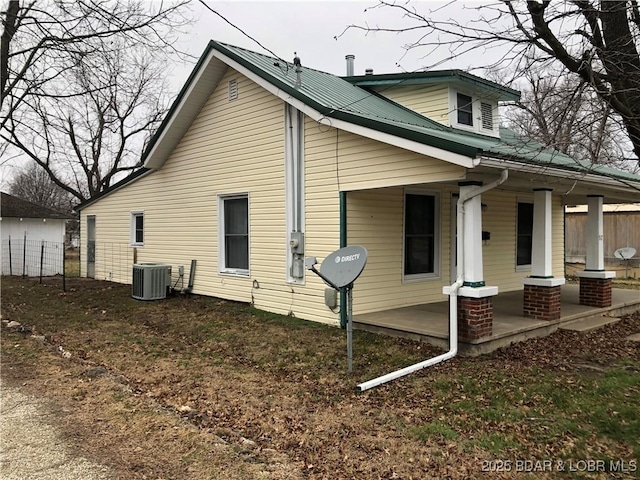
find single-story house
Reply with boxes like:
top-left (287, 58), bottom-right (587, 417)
top-left (1, 192), bottom-right (75, 276)
top-left (76, 40), bottom-right (640, 348)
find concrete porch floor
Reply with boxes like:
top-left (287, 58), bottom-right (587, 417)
top-left (354, 284), bottom-right (640, 355)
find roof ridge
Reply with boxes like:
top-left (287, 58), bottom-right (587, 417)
top-left (215, 40), bottom-right (339, 76)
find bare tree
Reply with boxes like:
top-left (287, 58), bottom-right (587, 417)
top-left (342, 1), bottom-right (640, 164)
top-left (501, 66), bottom-right (633, 169)
top-left (1, 0), bottom-right (191, 201)
top-left (7, 160), bottom-right (74, 212)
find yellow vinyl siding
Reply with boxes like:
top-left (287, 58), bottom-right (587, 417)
top-left (481, 191), bottom-right (564, 291)
top-left (80, 68), bottom-right (340, 326)
top-left (81, 68), bottom-right (284, 301)
top-left (347, 186), bottom-right (454, 314)
top-left (346, 187), bottom-right (566, 314)
top-left (333, 129), bottom-right (465, 191)
top-left (376, 84), bottom-right (450, 126)
top-left (80, 66), bottom-right (567, 326)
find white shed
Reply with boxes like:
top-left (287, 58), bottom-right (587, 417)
top-left (1, 192), bottom-right (75, 276)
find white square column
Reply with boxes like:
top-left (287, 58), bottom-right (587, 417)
top-left (522, 188), bottom-right (564, 320)
top-left (460, 182), bottom-right (484, 286)
top-left (576, 195), bottom-right (615, 307)
top-left (531, 188), bottom-right (553, 278)
top-left (585, 195), bottom-right (605, 271)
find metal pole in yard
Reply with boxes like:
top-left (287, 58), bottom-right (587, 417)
top-left (63, 242), bottom-right (67, 292)
top-left (39, 240), bottom-right (45, 284)
top-left (347, 285), bottom-right (353, 373)
top-left (8, 236), bottom-right (12, 276)
top-left (22, 232), bottom-right (27, 277)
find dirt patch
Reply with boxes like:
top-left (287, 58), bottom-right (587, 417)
top-left (2, 276), bottom-right (639, 479)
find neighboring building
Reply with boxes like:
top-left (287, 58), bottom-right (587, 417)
top-left (566, 203), bottom-right (640, 278)
top-left (76, 41), bottom-right (640, 343)
top-left (1, 192), bottom-right (75, 275)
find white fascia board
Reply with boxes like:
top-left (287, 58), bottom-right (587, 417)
top-left (211, 50), bottom-right (476, 169)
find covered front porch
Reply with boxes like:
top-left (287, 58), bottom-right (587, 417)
top-left (354, 284), bottom-right (640, 355)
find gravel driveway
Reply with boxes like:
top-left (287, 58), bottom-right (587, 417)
top-left (0, 385), bottom-right (112, 480)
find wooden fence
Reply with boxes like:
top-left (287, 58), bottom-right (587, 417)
top-left (565, 210), bottom-right (640, 278)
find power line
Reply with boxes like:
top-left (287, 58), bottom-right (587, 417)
top-left (197, 0), bottom-right (289, 70)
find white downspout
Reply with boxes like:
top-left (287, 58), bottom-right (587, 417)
top-left (357, 170), bottom-right (508, 392)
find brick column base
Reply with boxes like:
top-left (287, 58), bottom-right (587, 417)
top-left (523, 284), bottom-right (561, 320)
top-left (579, 277), bottom-right (612, 308)
top-left (457, 296), bottom-right (493, 340)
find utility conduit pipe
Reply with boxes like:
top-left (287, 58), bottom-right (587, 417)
top-left (357, 170), bottom-right (508, 392)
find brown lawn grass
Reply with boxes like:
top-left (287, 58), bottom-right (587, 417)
top-left (1, 276), bottom-right (639, 479)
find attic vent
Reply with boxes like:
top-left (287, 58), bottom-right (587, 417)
top-left (228, 79), bottom-right (238, 101)
top-left (481, 102), bottom-right (493, 130)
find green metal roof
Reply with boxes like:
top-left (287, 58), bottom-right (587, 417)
top-left (211, 42), bottom-right (640, 184)
top-left (343, 70), bottom-right (521, 101)
top-left (211, 41), bottom-right (481, 158)
top-left (90, 40), bottom-right (639, 211)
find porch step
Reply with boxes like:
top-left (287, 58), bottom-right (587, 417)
top-left (560, 315), bottom-right (621, 333)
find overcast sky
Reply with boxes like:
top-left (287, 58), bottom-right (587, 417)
top-left (171, 1), bottom-right (489, 86)
top-left (1, 1), bottom-right (500, 188)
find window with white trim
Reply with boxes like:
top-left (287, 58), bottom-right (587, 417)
top-left (456, 93), bottom-right (473, 126)
top-left (130, 211), bottom-right (144, 246)
top-left (516, 202), bottom-right (534, 267)
top-left (450, 90), bottom-right (499, 136)
top-left (404, 192), bottom-right (440, 279)
top-left (219, 194), bottom-right (249, 275)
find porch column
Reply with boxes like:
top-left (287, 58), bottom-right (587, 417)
top-left (576, 195), bottom-right (615, 307)
top-left (461, 182), bottom-right (484, 286)
top-left (523, 189), bottom-right (565, 321)
top-left (453, 182), bottom-right (498, 340)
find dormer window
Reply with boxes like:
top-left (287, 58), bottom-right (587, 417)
top-left (450, 89), bottom-right (499, 137)
top-left (457, 93), bottom-right (473, 126)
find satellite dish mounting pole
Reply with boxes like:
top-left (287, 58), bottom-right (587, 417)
top-left (346, 283), bottom-right (353, 373)
top-left (305, 246), bottom-right (368, 375)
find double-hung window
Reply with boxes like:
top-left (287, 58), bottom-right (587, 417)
top-left (516, 202), bottom-right (534, 267)
top-left (456, 93), bottom-right (473, 126)
top-left (130, 211), bottom-right (144, 246)
top-left (219, 194), bottom-right (249, 275)
top-left (404, 192), bottom-right (439, 279)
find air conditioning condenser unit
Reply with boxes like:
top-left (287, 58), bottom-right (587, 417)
top-left (132, 263), bottom-right (171, 300)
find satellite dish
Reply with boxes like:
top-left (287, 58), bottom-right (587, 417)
top-left (319, 246), bottom-right (368, 289)
top-left (614, 247), bottom-right (636, 260)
